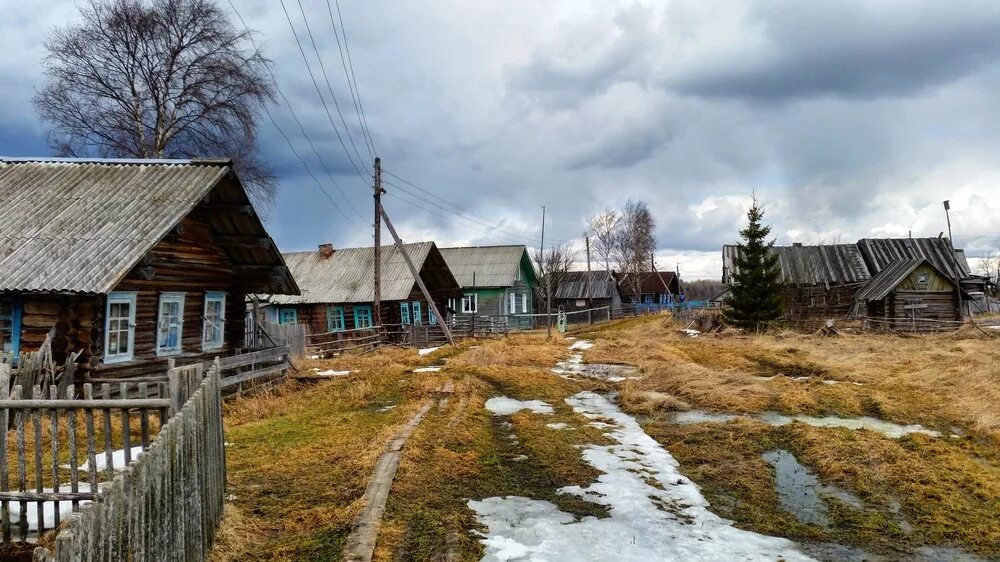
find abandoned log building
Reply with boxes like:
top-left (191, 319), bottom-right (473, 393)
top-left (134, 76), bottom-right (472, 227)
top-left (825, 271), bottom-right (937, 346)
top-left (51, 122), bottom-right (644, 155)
top-left (439, 245), bottom-right (537, 329)
top-left (551, 270), bottom-right (623, 313)
top-left (0, 157), bottom-right (299, 378)
top-left (620, 271), bottom-right (681, 305)
top-left (265, 242), bottom-right (461, 336)
top-left (722, 237), bottom-right (989, 322)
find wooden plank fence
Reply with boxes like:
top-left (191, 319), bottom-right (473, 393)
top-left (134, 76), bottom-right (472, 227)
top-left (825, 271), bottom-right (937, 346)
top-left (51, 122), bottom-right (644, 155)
top-left (30, 362), bottom-right (225, 561)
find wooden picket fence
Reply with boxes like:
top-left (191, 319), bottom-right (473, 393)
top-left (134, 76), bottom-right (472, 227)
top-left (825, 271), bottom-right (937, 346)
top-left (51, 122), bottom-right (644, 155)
top-left (30, 362), bottom-right (225, 561)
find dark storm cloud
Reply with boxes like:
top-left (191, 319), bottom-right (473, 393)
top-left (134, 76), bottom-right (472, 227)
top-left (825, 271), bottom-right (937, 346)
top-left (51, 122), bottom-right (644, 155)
top-left (678, 1), bottom-right (1000, 101)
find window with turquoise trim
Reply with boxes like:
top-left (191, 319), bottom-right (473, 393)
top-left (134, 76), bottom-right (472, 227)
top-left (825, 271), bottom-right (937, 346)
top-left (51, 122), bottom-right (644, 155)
top-left (354, 305), bottom-right (373, 329)
top-left (327, 306), bottom-right (345, 332)
top-left (428, 307), bottom-right (437, 325)
top-left (0, 297), bottom-right (22, 356)
top-left (411, 301), bottom-right (422, 325)
top-left (400, 302), bottom-right (411, 325)
top-left (278, 308), bottom-right (298, 325)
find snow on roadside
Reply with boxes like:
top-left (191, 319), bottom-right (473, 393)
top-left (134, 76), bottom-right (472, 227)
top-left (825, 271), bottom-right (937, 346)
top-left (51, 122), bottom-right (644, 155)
top-left (418, 346), bottom-right (443, 356)
top-left (414, 366), bottom-right (442, 373)
top-left (313, 369), bottom-right (352, 377)
top-left (485, 397), bottom-right (554, 416)
top-left (469, 391), bottom-right (814, 561)
top-left (568, 340), bottom-right (593, 350)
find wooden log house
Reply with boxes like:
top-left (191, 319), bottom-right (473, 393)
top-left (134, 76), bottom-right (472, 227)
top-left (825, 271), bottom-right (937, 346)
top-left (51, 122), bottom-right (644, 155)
top-left (551, 270), bottom-right (623, 313)
top-left (0, 157), bottom-right (298, 379)
top-left (264, 241), bottom-right (462, 339)
top-left (852, 258), bottom-right (967, 328)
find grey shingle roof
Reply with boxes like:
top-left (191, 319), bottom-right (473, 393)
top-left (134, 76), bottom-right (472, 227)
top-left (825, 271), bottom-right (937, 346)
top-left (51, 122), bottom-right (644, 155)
top-left (270, 242), bottom-right (458, 304)
top-left (439, 245), bottom-right (535, 288)
top-left (0, 157), bottom-right (296, 294)
top-left (723, 243), bottom-right (870, 286)
top-left (554, 271), bottom-right (618, 299)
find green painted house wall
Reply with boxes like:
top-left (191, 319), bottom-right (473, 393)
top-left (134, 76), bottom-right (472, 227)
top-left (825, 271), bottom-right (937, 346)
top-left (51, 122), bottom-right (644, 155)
top-left (451, 253), bottom-right (537, 329)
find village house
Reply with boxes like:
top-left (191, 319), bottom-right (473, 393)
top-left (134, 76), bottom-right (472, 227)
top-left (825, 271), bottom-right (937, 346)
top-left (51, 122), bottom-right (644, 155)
top-left (721, 236), bottom-right (987, 321)
top-left (620, 271), bottom-right (681, 307)
top-left (551, 270), bottom-right (623, 314)
top-left (852, 258), bottom-right (968, 328)
top-left (438, 245), bottom-right (537, 329)
top-left (265, 242), bottom-right (461, 337)
top-left (0, 157), bottom-right (299, 378)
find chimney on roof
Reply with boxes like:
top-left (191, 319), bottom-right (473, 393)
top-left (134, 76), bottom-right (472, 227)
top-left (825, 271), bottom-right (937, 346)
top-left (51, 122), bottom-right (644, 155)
top-left (792, 242), bottom-right (803, 247)
top-left (318, 243), bottom-right (335, 259)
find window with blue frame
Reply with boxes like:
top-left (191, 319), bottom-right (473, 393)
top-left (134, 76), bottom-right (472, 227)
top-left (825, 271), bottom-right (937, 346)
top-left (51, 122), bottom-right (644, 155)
top-left (327, 306), bottom-right (345, 332)
top-left (412, 301), bottom-right (422, 325)
top-left (354, 305), bottom-right (373, 329)
top-left (428, 307), bottom-right (437, 325)
top-left (659, 293), bottom-right (669, 305)
top-left (642, 294), bottom-right (653, 304)
top-left (278, 307), bottom-right (298, 325)
top-left (400, 302), bottom-right (411, 325)
top-left (0, 297), bottom-right (22, 356)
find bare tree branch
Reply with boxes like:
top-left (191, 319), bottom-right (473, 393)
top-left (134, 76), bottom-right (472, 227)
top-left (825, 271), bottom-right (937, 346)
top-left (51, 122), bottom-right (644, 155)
top-left (34, 0), bottom-right (277, 207)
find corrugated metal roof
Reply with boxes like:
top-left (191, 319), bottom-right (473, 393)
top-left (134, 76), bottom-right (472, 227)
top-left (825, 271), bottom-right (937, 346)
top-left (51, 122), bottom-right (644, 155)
top-left (723, 243), bottom-right (870, 286)
top-left (439, 245), bottom-right (535, 288)
top-left (0, 158), bottom-right (232, 293)
top-left (270, 242), bottom-right (456, 304)
top-left (857, 238), bottom-right (969, 280)
top-left (854, 259), bottom-right (931, 302)
top-left (554, 271), bottom-right (619, 299)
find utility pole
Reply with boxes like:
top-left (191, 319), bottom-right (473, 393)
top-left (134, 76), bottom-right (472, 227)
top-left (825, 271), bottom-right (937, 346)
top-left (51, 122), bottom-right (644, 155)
top-left (585, 235), bottom-right (591, 272)
top-left (540, 206), bottom-right (551, 338)
top-left (373, 157), bottom-right (385, 326)
top-left (944, 200), bottom-right (965, 319)
top-left (650, 251), bottom-right (654, 272)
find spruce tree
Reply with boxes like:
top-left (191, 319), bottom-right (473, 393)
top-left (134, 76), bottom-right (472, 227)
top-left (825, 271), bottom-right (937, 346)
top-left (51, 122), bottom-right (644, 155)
top-left (723, 197), bottom-right (784, 330)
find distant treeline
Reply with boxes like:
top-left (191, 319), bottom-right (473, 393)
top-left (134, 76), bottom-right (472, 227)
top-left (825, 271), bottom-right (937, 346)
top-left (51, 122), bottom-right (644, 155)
top-left (682, 279), bottom-right (725, 301)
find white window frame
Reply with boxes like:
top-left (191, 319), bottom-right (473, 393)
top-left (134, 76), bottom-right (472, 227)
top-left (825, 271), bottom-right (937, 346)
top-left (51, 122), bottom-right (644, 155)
top-left (521, 293), bottom-right (528, 313)
top-left (461, 293), bottom-right (478, 313)
top-left (104, 292), bottom-right (137, 364)
top-left (156, 292), bottom-right (185, 357)
top-left (509, 293), bottom-right (517, 315)
top-left (202, 292), bottom-right (227, 351)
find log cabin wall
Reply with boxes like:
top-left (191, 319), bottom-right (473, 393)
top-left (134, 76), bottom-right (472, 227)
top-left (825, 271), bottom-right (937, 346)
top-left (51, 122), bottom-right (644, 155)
top-left (88, 212), bottom-right (249, 379)
top-left (15, 294), bottom-right (100, 366)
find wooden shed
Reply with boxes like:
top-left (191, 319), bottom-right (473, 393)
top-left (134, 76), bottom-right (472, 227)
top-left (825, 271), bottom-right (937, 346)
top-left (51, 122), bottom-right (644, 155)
top-left (853, 258), bottom-right (966, 329)
top-left (265, 241), bottom-right (461, 336)
top-left (551, 271), bottom-right (623, 313)
top-left (0, 157), bottom-right (298, 378)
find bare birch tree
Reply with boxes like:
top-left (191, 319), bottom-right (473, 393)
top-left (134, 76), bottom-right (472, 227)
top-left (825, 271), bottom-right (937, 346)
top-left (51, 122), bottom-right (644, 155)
top-left (34, 0), bottom-right (277, 206)
top-left (533, 244), bottom-right (579, 303)
top-left (586, 208), bottom-right (620, 272)
top-left (614, 199), bottom-right (656, 301)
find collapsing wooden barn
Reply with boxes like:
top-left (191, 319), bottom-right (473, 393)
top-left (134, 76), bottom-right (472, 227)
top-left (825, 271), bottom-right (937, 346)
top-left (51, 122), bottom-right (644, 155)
top-left (551, 271), bottom-right (623, 313)
top-left (852, 259), bottom-right (967, 328)
top-left (0, 157), bottom-right (299, 378)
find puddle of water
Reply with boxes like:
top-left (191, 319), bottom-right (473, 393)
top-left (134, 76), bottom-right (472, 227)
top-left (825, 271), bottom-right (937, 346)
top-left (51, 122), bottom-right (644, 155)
top-left (552, 355), bottom-right (640, 382)
top-left (759, 412), bottom-right (941, 438)
top-left (915, 546), bottom-right (990, 562)
top-left (763, 449), bottom-right (833, 527)
top-left (672, 411), bottom-right (739, 425)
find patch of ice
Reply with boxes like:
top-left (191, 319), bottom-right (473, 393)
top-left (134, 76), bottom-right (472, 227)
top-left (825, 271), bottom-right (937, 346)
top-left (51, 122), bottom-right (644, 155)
top-left (314, 369), bottom-right (352, 377)
top-left (485, 396), bottom-right (554, 416)
top-left (672, 411), bottom-right (738, 425)
top-left (758, 412), bottom-right (940, 438)
top-left (78, 446), bottom-right (144, 472)
top-left (413, 366), bottom-right (442, 373)
top-left (568, 340), bottom-right (593, 350)
top-left (418, 346), bottom-right (443, 356)
top-left (469, 392), bottom-right (814, 561)
top-left (545, 423), bottom-right (572, 430)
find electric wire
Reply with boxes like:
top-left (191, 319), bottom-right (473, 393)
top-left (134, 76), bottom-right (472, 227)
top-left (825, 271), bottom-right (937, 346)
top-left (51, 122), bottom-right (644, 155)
top-left (332, 0), bottom-right (377, 157)
top-left (326, 0), bottom-right (376, 159)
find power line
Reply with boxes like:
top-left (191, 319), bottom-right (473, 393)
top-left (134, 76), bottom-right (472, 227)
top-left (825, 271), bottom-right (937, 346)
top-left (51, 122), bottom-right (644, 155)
top-left (326, 0), bottom-right (376, 159)
top-left (228, 0), bottom-right (365, 231)
top-left (331, 0), bottom-right (377, 157)
top-left (293, 0), bottom-right (370, 168)
top-left (278, 0), bottom-right (370, 184)
top-left (382, 170), bottom-right (566, 244)
top-left (384, 191), bottom-right (542, 246)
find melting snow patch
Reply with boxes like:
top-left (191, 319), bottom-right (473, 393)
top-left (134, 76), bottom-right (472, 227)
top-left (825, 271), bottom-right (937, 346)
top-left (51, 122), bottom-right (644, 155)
top-left (414, 366), bottom-right (442, 373)
top-left (758, 412), bottom-right (940, 438)
top-left (8, 482), bottom-right (98, 532)
top-left (313, 369), bottom-right (352, 377)
top-left (682, 329), bottom-right (701, 337)
top-left (418, 346), bottom-right (443, 356)
top-left (485, 397), bottom-right (554, 416)
top-left (77, 446), bottom-right (144, 472)
top-left (545, 423), bottom-right (572, 430)
top-left (469, 392), bottom-right (814, 561)
top-left (568, 340), bottom-right (594, 350)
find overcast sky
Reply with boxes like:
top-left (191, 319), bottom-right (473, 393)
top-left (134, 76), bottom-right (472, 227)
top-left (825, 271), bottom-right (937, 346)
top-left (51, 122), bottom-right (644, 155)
top-left (3, 0), bottom-right (1000, 279)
